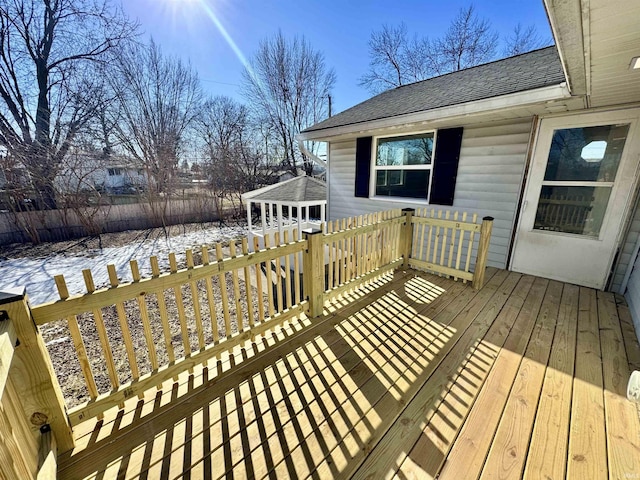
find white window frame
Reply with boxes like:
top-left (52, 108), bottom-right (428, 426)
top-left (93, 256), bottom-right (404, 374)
top-left (369, 130), bottom-right (437, 203)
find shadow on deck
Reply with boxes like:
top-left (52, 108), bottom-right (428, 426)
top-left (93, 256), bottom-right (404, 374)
top-left (58, 267), bottom-right (640, 480)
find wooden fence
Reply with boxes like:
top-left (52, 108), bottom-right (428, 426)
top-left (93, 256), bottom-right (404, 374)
top-left (0, 207), bottom-right (492, 472)
top-left (0, 197), bottom-right (232, 245)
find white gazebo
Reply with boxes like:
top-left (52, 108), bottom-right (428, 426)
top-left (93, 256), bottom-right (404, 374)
top-left (241, 176), bottom-right (327, 249)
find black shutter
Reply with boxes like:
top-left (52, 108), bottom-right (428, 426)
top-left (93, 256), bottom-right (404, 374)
top-left (355, 136), bottom-right (372, 198)
top-left (430, 127), bottom-right (464, 205)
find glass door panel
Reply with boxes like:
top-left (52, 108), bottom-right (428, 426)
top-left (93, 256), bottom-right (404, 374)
top-left (534, 123), bottom-right (630, 237)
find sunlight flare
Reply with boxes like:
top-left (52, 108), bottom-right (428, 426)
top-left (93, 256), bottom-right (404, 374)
top-left (191, 0), bottom-right (257, 81)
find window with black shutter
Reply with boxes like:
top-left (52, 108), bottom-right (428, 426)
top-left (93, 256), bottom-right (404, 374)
top-left (353, 127), bottom-right (463, 206)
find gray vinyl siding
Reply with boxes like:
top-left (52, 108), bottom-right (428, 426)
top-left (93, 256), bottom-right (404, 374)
top-left (612, 201), bottom-right (640, 292)
top-left (327, 119), bottom-right (533, 269)
top-left (624, 249), bottom-right (640, 343)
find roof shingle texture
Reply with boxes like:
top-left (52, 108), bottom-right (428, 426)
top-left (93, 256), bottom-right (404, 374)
top-left (304, 46), bottom-right (564, 133)
top-left (250, 176), bottom-right (326, 203)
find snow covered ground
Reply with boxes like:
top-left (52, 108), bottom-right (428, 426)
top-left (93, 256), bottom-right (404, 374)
top-left (1, 223), bottom-right (249, 305)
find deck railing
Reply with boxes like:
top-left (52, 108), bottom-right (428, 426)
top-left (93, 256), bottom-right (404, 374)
top-left (0, 207), bottom-right (492, 470)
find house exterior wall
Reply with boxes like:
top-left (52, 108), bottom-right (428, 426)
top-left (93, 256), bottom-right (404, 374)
top-left (612, 200), bottom-right (640, 292)
top-left (327, 118), bottom-right (534, 270)
top-left (624, 243), bottom-right (640, 342)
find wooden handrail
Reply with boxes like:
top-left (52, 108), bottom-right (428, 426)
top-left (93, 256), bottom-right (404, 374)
top-left (31, 239), bottom-right (307, 325)
top-left (11, 207), bottom-right (490, 433)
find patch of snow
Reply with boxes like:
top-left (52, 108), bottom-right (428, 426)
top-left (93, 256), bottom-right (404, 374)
top-left (46, 337), bottom-right (69, 346)
top-left (0, 224), bottom-right (248, 305)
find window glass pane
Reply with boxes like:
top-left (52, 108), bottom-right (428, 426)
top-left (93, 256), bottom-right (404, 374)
top-left (375, 170), bottom-right (429, 198)
top-left (543, 124), bottom-right (629, 182)
top-left (376, 133), bottom-right (434, 166)
top-left (534, 185), bottom-right (612, 236)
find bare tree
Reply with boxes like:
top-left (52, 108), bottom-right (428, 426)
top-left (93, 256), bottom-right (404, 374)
top-left (436, 5), bottom-right (498, 72)
top-left (0, 0), bottom-right (137, 209)
top-left (503, 23), bottom-right (551, 57)
top-left (111, 40), bottom-right (201, 201)
top-left (197, 96), bottom-right (276, 215)
top-left (360, 5), bottom-right (501, 93)
top-left (54, 147), bottom-right (110, 237)
top-left (242, 31), bottom-right (335, 176)
top-left (358, 24), bottom-right (441, 94)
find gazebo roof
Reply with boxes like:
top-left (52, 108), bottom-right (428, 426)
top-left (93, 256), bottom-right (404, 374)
top-left (242, 176), bottom-right (326, 204)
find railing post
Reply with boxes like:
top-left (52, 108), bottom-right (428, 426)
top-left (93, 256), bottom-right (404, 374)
top-left (472, 216), bottom-right (494, 290)
top-left (402, 208), bottom-right (415, 269)
top-left (303, 229), bottom-right (324, 318)
top-left (0, 287), bottom-right (74, 453)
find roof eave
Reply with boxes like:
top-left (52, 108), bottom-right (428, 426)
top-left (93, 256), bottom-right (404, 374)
top-left (297, 83), bottom-right (572, 141)
top-left (543, 0), bottom-right (588, 97)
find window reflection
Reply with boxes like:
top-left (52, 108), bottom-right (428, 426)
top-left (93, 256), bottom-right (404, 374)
top-left (535, 186), bottom-right (611, 236)
top-left (543, 124), bottom-right (629, 182)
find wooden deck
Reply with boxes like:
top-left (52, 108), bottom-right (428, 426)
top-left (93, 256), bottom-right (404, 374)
top-left (57, 267), bottom-right (640, 480)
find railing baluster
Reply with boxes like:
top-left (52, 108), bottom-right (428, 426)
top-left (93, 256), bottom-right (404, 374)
top-left (228, 241), bottom-right (244, 330)
top-left (129, 260), bottom-right (158, 370)
top-left (107, 264), bottom-right (140, 380)
top-left (293, 229), bottom-right (301, 305)
top-left (440, 210), bottom-right (449, 268)
top-left (464, 213), bottom-right (479, 282)
top-left (341, 218), bottom-right (347, 283)
top-left (333, 220), bottom-right (340, 286)
top-left (426, 208), bottom-right (434, 263)
top-left (345, 218), bottom-right (353, 282)
top-left (185, 250), bottom-right (205, 349)
top-left (455, 212), bottom-right (467, 277)
top-left (150, 256), bottom-right (176, 361)
top-left (283, 231), bottom-right (292, 310)
top-left (419, 209), bottom-right (427, 262)
top-left (262, 235), bottom-right (276, 318)
top-left (169, 253), bottom-right (191, 355)
top-left (54, 275), bottom-right (99, 400)
top-left (242, 238), bottom-right (256, 329)
top-left (82, 269), bottom-right (119, 391)
top-left (200, 247), bottom-right (220, 343)
top-left (252, 237), bottom-right (266, 323)
top-left (273, 232), bottom-right (284, 313)
top-left (448, 212), bottom-right (457, 277)
top-left (327, 221), bottom-right (334, 290)
top-left (215, 243), bottom-right (233, 336)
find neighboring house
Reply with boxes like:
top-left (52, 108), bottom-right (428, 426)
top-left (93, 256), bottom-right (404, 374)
top-left (276, 168), bottom-right (305, 183)
top-left (56, 153), bottom-right (148, 194)
top-left (97, 164), bottom-right (147, 193)
top-left (298, 0), bottom-right (640, 337)
top-left (276, 164), bottom-right (326, 183)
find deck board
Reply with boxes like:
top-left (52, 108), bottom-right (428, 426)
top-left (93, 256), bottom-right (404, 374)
top-left (567, 287), bottom-right (608, 480)
top-left (57, 268), bottom-right (640, 480)
top-left (522, 283), bottom-right (579, 480)
top-left (397, 275), bottom-right (544, 480)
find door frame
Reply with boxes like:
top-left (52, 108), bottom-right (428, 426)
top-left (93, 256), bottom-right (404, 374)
top-left (509, 107), bottom-right (640, 288)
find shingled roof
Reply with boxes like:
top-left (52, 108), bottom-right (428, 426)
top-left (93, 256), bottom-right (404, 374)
top-left (243, 176), bottom-right (326, 203)
top-left (303, 46), bottom-right (564, 133)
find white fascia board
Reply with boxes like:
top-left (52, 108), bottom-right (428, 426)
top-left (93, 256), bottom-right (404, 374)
top-left (297, 83), bottom-right (572, 141)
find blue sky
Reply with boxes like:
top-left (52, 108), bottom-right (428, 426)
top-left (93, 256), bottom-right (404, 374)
top-left (122, 0), bottom-right (553, 114)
